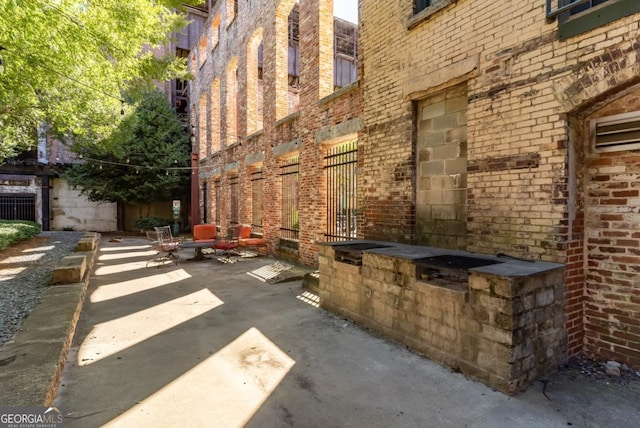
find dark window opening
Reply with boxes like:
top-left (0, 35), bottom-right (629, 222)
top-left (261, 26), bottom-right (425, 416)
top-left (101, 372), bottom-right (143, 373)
top-left (334, 18), bottom-right (358, 89)
top-left (415, 0), bottom-right (431, 14)
top-left (288, 4), bottom-right (300, 86)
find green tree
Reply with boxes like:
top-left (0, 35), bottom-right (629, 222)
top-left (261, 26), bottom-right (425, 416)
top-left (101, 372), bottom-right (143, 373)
top-left (0, 0), bottom-right (197, 159)
top-left (64, 89), bottom-right (190, 215)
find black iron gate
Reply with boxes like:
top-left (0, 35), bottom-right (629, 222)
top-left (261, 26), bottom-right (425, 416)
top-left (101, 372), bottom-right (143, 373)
top-left (325, 141), bottom-right (357, 241)
top-left (0, 193), bottom-right (36, 222)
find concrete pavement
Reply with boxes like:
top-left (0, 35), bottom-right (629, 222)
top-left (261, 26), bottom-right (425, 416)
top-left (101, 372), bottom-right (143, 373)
top-left (53, 237), bottom-right (640, 427)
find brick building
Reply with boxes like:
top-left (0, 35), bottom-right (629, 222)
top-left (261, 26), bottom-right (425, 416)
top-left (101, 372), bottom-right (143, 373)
top-left (188, 0), bottom-right (361, 264)
top-left (189, 0), bottom-right (640, 369)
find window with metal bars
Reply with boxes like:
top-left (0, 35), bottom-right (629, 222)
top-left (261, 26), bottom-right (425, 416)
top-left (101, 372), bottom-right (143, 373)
top-left (214, 179), bottom-right (221, 224)
top-left (201, 182), bottom-right (208, 224)
top-left (325, 141), bottom-right (358, 241)
top-left (546, 0), bottom-right (637, 40)
top-left (288, 4), bottom-right (300, 82)
top-left (334, 18), bottom-right (358, 89)
top-left (230, 176), bottom-right (239, 224)
top-left (251, 170), bottom-right (264, 234)
top-left (0, 194), bottom-right (36, 222)
top-left (280, 156), bottom-right (299, 240)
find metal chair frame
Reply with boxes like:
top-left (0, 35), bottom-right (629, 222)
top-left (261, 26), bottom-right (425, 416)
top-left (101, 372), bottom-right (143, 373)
top-left (145, 226), bottom-right (183, 267)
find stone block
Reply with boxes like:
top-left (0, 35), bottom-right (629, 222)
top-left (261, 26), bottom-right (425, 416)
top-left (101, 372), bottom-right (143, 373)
top-left (51, 255), bottom-right (87, 285)
top-left (75, 237), bottom-right (95, 252)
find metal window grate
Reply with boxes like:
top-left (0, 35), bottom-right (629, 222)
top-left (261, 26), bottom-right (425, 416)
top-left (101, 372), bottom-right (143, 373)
top-left (0, 193), bottom-right (36, 222)
top-left (546, 0), bottom-right (608, 20)
top-left (214, 179), bottom-right (221, 224)
top-left (334, 18), bottom-right (358, 89)
top-left (280, 156), bottom-right (299, 240)
top-left (325, 141), bottom-right (358, 241)
top-left (251, 170), bottom-right (263, 234)
top-left (230, 176), bottom-right (239, 224)
top-left (201, 182), bottom-right (208, 224)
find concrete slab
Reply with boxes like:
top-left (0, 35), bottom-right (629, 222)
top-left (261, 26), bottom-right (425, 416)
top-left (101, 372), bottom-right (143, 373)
top-left (49, 238), bottom-right (640, 427)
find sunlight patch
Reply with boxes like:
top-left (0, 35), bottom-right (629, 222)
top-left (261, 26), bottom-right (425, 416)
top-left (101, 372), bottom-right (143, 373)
top-left (78, 288), bottom-right (222, 365)
top-left (22, 245), bottom-right (55, 253)
top-left (104, 327), bottom-right (295, 428)
top-left (296, 291), bottom-right (320, 308)
top-left (0, 253), bottom-right (45, 264)
top-left (247, 262), bottom-right (292, 282)
top-left (90, 269), bottom-right (192, 303)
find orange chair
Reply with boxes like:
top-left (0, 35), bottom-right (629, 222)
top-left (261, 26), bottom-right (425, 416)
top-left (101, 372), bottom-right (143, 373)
top-left (186, 224), bottom-right (218, 261)
top-left (193, 224), bottom-right (217, 242)
top-left (238, 225), bottom-right (268, 256)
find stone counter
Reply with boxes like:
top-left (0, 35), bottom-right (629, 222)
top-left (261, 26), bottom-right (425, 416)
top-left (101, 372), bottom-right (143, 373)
top-left (318, 241), bottom-right (567, 394)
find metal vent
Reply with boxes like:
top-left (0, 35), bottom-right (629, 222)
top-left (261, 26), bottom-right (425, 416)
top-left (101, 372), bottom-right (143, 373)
top-left (592, 112), bottom-right (640, 153)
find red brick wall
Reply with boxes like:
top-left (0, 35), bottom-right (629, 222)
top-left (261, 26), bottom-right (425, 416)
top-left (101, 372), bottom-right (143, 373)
top-left (581, 89), bottom-right (640, 368)
top-left (189, 0), bottom-right (363, 266)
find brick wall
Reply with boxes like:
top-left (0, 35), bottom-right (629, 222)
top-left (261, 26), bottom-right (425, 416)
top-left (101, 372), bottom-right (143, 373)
top-left (359, 0), bottom-right (640, 366)
top-left (189, 0), bottom-right (362, 266)
top-left (190, 0), bottom-right (640, 367)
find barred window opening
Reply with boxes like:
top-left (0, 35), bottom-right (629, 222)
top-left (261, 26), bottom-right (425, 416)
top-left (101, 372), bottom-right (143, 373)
top-left (325, 141), bottom-right (358, 241)
top-left (251, 170), bottom-right (264, 234)
top-left (280, 157), bottom-right (299, 240)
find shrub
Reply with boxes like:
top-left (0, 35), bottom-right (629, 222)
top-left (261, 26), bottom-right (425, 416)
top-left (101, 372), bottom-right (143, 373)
top-left (134, 217), bottom-right (171, 231)
top-left (0, 220), bottom-right (42, 251)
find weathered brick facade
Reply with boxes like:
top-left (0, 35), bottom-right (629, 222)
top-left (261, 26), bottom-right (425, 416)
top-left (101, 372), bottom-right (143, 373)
top-left (188, 0), bottom-right (362, 267)
top-left (190, 0), bottom-right (640, 369)
top-left (358, 0), bottom-right (640, 368)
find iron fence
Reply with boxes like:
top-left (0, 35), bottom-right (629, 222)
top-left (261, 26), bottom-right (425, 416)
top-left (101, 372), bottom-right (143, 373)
top-left (0, 193), bottom-right (36, 222)
top-left (325, 141), bottom-right (358, 241)
top-left (280, 156), bottom-right (299, 240)
top-left (230, 176), bottom-right (239, 225)
top-left (214, 179), bottom-right (221, 224)
top-left (251, 170), bottom-right (264, 234)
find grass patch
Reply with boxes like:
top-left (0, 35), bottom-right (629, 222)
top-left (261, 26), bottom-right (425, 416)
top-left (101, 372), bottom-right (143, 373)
top-left (0, 220), bottom-right (42, 251)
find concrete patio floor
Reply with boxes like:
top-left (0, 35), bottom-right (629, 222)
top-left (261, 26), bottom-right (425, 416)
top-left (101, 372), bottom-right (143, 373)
top-left (53, 237), bottom-right (640, 427)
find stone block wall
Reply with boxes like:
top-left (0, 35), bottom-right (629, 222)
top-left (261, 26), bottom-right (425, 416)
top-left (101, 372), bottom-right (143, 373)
top-left (319, 244), bottom-right (566, 394)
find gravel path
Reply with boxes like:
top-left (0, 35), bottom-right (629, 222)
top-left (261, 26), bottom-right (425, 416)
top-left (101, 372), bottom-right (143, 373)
top-left (0, 231), bottom-right (84, 346)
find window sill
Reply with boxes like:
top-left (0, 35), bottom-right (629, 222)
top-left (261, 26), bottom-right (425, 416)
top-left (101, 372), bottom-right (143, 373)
top-left (318, 80), bottom-right (360, 106)
top-left (407, 0), bottom-right (456, 30)
top-left (275, 111), bottom-right (300, 128)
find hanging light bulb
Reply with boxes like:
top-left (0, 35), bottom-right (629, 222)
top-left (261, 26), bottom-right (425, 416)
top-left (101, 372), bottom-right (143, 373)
top-left (99, 164), bottom-right (103, 170)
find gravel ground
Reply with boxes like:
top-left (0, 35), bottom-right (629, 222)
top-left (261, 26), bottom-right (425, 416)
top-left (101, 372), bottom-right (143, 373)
top-left (0, 231), bottom-right (84, 346)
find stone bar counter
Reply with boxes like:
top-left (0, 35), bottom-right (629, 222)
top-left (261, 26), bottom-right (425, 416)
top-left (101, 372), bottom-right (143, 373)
top-left (318, 241), bottom-right (567, 395)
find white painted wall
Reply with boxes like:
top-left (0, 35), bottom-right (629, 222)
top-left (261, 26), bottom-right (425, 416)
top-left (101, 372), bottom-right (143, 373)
top-left (51, 178), bottom-right (117, 232)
